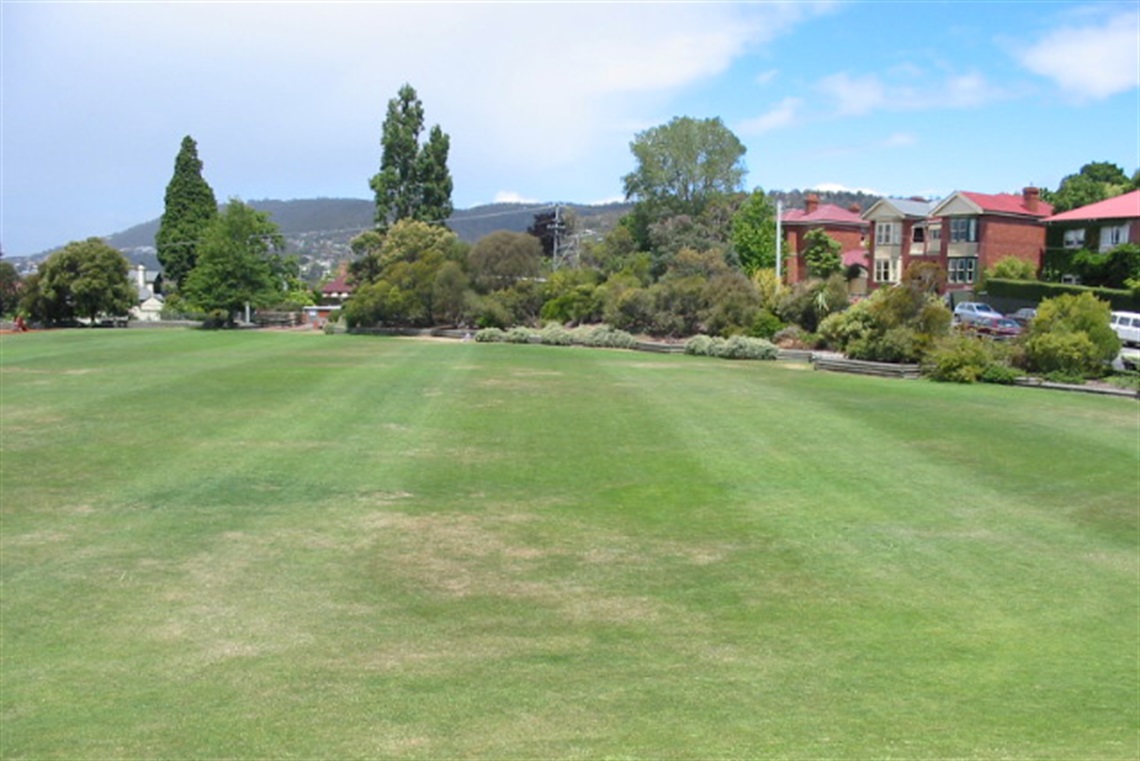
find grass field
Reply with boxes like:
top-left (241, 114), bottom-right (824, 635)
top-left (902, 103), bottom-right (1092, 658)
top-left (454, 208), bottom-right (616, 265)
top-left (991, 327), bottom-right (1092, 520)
top-left (1, 328), bottom-right (1137, 760)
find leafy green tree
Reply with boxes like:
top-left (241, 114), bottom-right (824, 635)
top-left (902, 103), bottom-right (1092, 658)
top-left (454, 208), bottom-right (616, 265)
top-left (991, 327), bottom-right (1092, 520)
top-left (22, 238), bottom-right (135, 325)
top-left (623, 116), bottom-right (746, 215)
top-left (730, 189), bottom-right (777, 274)
top-left (156, 136), bottom-right (218, 291)
top-left (801, 229), bottom-right (843, 279)
top-left (621, 116), bottom-right (746, 252)
top-left (0, 260), bottom-right (21, 316)
top-left (468, 231), bottom-right (543, 293)
top-left (369, 84), bottom-right (454, 231)
top-left (184, 200), bottom-right (287, 325)
top-left (984, 256), bottom-right (1037, 283)
top-left (1045, 161), bottom-right (1133, 213)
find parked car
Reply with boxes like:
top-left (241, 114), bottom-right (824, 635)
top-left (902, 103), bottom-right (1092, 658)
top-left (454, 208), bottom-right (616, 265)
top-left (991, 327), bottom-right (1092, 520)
top-left (1110, 311), bottom-right (1140, 347)
top-left (973, 316), bottom-right (1024, 340)
top-left (1007, 307), bottom-right (1037, 326)
top-left (953, 302), bottom-right (1003, 325)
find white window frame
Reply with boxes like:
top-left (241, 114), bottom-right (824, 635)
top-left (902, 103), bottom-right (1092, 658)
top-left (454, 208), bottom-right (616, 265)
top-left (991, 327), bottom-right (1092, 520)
top-left (949, 217), bottom-right (977, 244)
top-left (874, 258), bottom-right (899, 283)
top-left (1063, 228), bottom-right (1086, 250)
top-left (1099, 224), bottom-right (1129, 252)
top-left (875, 222), bottom-right (900, 246)
top-left (947, 257), bottom-right (977, 284)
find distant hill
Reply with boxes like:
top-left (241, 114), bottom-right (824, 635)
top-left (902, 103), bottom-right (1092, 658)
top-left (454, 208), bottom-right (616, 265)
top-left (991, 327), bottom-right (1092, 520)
top-left (12, 189), bottom-right (885, 279)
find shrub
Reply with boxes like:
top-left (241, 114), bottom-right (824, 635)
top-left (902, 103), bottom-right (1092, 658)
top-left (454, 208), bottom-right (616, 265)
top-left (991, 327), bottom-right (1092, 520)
top-left (923, 335), bottom-right (1020, 384)
top-left (772, 325), bottom-right (814, 349)
top-left (539, 324), bottom-right (573, 346)
top-left (474, 327), bottom-right (505, 342)
top-left (985, 256), bottom-right (1037, 282)
top-left (748, 308), bottom-right (784, 339)
top-left (1024, 292), bottom-right (1120, 378)
top-left (578, 325), bottom-right (637, 349)
top-left (711, 335), bottom-right (778, 360)
top-left (505, 326), bottom-right (534, 344)
top-left (684, 334), bottom-right (716, 356)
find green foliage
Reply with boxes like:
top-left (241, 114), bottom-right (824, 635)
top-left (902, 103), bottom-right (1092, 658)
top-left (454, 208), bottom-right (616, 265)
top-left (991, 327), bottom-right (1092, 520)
top-left (1070, 244), bottom-right (1140, 289)
top-left (184, 200), bottom-right (288, 325)
top-left (0, 260), bottom-right (22, 316)
top-left (622, 116), bottom-right (746, 218)
top-left (505, 326), bottom-right (535, 344)
top-left (985, 277), bottom-right (1140, 311)
top-left (801, 228), bottom-right (843, 279)
top-left (156, 136), bottom-right (218, 291)
top-left (818, 284), bottom-right (951, 362)
top-left (1024, 292), bottom-right (1120, 378)
top-left (684, 334), bottom-right (777, 360)
top-left (1044, 161), bottom-right (1133, 213)
top-left (748, 308), bottom-right (784, 339)
top-left (574, 324), bottom-right (637, 349)
top-left (702, 271), bottom-right (761, 337)
top-left (730, 189), bottom-right (778, 274)
top-left (922, 336), bottom-right (1021, 384)
top-left (901, 261), bottom-right (947, 294)
top-left (22, 238), bottom-right (135, 325)
top-left (369, 84), bottom-right (453, 231)
top-left (539, 324), bottom-right (574, 346)
top-left (474, 327), bottom-right (505, 342)
top-left (985, 256), bottom-right (1037, 282)
top-left (468, 231), bottom-right (543, 293)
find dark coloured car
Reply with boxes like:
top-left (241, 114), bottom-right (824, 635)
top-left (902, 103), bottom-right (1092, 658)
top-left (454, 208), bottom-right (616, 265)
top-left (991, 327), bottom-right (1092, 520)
top-left (974, 316), bottom-right (1023, 339)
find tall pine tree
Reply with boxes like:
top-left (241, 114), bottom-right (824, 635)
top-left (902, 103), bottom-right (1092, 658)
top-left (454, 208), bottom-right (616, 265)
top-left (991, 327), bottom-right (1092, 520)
top-left (369, 84), bottom-right (453, 232)
top-left (156, 136), bottom-right (218, 291)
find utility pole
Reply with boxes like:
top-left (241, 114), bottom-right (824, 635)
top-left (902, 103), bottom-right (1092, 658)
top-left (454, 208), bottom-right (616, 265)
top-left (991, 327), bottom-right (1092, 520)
top-left (775, 199), bottom-right (783, 288)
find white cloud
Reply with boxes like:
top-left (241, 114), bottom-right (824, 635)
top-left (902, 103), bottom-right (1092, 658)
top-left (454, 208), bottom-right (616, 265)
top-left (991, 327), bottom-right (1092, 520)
top-left (1017, 9), bottom-right (1140, 99)
top-left (815, 72), bottom-right (887, 116)
top-left (881, 132), bottom-right (917, 148)
top-left (493, 191), bottom-right (540, 204)
top-left (811, 182), bottom-right (883, 195)
top-left (754, 69), bottom-right (780, 86)
top-left (813, 67), bottom-right (1004, 117)
top-left (737, 97), bottom-right (803, 135)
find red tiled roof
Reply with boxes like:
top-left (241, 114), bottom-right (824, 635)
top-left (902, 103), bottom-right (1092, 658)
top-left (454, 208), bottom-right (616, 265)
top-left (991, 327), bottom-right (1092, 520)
top-left (321, 274), bottom-right (354, 295)
top-left (841, 248), bottom-right (868, 266)
top-left (959, 191), bottom-right (1053, 217)
top-left (1044, 189), bottom-right (1140, 223)
top-left (782, 203), bottom-right (868, 226)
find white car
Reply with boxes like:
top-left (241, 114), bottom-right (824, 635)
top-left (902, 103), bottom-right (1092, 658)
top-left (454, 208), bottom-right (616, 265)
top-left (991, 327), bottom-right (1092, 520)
top-left (953, 302), bottom-right (1003, 325)
top-left (1110, 311), bottom-right (1140, 347)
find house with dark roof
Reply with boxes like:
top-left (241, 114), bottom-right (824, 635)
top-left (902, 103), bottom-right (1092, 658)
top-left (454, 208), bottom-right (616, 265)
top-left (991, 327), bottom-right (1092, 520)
top-left (781, 193), bottom-right (869, 285)
top-left (1043, 189), bottom-right (1140, 269)
top-left (926, 187), bottom-right (1052, 290)
top-left (861, 197), bottom-right (938, 288)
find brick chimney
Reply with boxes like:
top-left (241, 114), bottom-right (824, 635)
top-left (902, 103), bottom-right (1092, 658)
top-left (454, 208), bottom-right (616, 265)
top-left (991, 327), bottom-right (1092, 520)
top-left (848, 203), bottom-right (861, 214)
top-left (805, 193), bottom-right (819, 214)
top-left (1023, 186), bottom-right (1040, 212)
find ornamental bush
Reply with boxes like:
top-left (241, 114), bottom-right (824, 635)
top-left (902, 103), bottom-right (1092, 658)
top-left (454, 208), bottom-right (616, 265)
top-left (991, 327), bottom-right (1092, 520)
top-left (922, 336), bottom-right (1020, 384)
top-left (684, 334), bottom-right (717, 356)
top-left (576, 325), bottom-right (638, 349)
top-left (1024, 292), bottom-right (1119, 378)
top-left (474, 327), bottom-right (505, 342)
top-left (539, 324), bottom-right (574, 346)
top-left (505, 326), bottom-right (534, 344)
top-left (711, 335), bottom-right (778, 360)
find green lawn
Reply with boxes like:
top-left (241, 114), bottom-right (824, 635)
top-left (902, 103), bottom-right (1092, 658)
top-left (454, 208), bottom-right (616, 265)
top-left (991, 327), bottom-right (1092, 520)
top-left (2, 329), bottom-right (1137, 760)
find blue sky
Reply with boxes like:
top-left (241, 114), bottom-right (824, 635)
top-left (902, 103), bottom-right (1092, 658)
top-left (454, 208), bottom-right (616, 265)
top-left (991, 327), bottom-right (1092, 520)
top-left (2, 0), bottom-right (1138, 257)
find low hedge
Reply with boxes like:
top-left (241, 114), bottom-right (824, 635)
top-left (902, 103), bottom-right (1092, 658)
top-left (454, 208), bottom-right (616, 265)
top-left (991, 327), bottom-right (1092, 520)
top-left (985, 278), bottom-right (1139, 311)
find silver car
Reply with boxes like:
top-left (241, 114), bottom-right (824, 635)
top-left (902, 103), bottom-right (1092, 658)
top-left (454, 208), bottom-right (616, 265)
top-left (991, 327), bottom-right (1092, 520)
top-left (953, 302), bottom-right (1003, 325)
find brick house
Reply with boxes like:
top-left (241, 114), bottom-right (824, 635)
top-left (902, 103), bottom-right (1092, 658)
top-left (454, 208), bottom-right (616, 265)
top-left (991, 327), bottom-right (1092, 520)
top-left (781, 193), bottom-right (869, 284)
top-left (861, 197), bottom-right (938, 289)
top-left (1042, 190), bottom-right (1140, 281)
top-left (926, 188), bottom-right (1052, 291)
